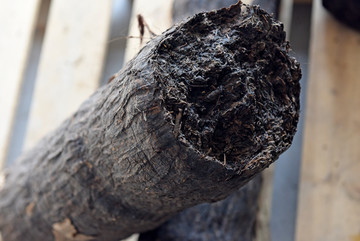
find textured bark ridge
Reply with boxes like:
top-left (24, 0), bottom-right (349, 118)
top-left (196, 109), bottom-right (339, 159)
top-left (0, 2), bottom-right (300, 241)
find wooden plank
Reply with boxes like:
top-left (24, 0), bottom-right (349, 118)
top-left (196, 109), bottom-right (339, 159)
top-left (124, 0), bottom-right (174, 62)
top-left (0, 0), bottom-right (41, 169)
top-left (255, 168), bottom-right (274, 241)
top-left (295, 0), bottom-right (360, 240)
top-left (279, 0), bottom-right (294, 38)
top-left (25, 0), bottom-right (112, 149)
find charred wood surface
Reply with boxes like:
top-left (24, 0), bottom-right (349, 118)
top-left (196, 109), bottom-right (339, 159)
top-left (139, 1), bottom-right (280, 241)
top-left (0, 2), bottom-right (300, 241)
top-left (173, 0), bottom-right (279, 24)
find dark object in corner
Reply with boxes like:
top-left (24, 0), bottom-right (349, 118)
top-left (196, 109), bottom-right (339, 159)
top-left (323, 0), bottom-right (360, 31)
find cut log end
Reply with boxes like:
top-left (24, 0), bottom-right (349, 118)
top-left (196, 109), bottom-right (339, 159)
top-left (154, 2), bottom-right (301, 173)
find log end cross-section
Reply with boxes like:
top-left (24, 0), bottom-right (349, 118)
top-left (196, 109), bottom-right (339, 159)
top-left (0, 2), bottom-right (300, 241)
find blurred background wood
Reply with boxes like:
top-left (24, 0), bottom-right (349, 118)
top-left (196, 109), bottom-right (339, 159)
top-left (24, 0), bottom-right (112, 149)
top-left (295, 0), bottom-right (360, 240)
top-left (0, 0), bottom-right (41, 169)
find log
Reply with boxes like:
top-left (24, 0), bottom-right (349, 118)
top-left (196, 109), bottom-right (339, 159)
top-left (138, 1), bottom-right (280, 241)
top-left (0, 2), bottom-right (301, 241)
top-left (172, 0), bottom-right (278, 24)
top-left (138, 175), bottom-right (262, 241)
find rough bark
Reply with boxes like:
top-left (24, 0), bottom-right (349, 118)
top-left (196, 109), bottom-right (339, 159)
top-left (138, 1), bottom-right (280, 241)
top-left (0, 2), bottom-right (300, 241)
top-left (172, 0), bottom-right (279, 24)
top-left (323, 0), bottom-right (360, 31)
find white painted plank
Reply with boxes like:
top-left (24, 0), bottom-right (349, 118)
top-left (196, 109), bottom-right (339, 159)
top-left (295, 0), bottom-right (360, 240)
top-left (124, 0), bottom-right (174, 62)
top-left (25, 0), bottom-right (112, 149)
top-left (279, 0), bottom-right (294, 39)
top-left (0, 0), bottom-right (41, 169)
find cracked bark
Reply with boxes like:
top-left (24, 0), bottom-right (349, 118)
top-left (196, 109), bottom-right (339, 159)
top-left (0, 2), bottom-right (300, 241)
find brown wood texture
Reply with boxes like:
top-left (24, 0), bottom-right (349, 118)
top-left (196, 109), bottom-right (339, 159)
top-left (0, 3), bottom-right (300, 241)
top-left (295, 0), bottom-right (360, 240)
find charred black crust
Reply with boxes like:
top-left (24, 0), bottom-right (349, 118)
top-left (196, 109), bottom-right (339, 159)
top-left (153, 3), bottom-right (301, 172)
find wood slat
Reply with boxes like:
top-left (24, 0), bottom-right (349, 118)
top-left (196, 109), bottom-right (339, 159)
top-left (124, 0), bottom-right (174, 62)
top-left (25, 0), bottom-right (112, 149)
top-left (279, 0), bottom-right (294, 37)
top-left (0, 0), bottom-right (41, 169)
top-left (295, 0), bottom-right (360, 240)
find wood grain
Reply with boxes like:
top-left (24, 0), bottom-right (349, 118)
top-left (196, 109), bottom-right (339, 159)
top-left (295, 0), bottom-right (360, 240)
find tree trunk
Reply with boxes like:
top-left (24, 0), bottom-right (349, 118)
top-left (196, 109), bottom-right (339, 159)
top-left (0, 2), bottom-right (301, 241)
top-left (138, 1), bottom-right (280, 241)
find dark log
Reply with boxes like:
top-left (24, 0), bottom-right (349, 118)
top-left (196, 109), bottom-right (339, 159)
top-left (172, 0), bottom-right (239, 23)
top-left (139, 175), bottom-right (262, 241)
top-left (138, 1), bottom-right (280, 241)
top-left (0, 2), bottom-right (301, 241)
top-left (323, 0), bottom-right (360, 31)
top-left (172, 0), bottom-right (279, 24)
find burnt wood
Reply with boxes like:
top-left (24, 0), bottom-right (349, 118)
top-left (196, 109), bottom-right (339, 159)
top-left (138, 1), bottom-right (280, 240)
top-left (0, 2), bottom-right (300, 241)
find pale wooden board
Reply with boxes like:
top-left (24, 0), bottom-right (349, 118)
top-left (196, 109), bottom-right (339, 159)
top-left (25, 0), bottom-right (112, 149)
top-left (279, 0), bottom-right (294, 37)
top-left (0, 0), bottom-right (41, 169)
top-left (124, 0), bottom-right (174, 62)
top-left (255, 168), bottom-right (274, 241)
top-left (295, 0), bottom-right (360, 240)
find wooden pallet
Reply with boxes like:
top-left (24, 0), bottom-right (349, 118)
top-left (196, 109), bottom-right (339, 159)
top-left (3, 0), bottom-right (359, 240)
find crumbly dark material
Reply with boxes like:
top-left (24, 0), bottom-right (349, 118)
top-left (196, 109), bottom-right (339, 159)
top-left (155, 4), bottom-right (300, 172)
top-left (323, 0), bottom-right (360, 31)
